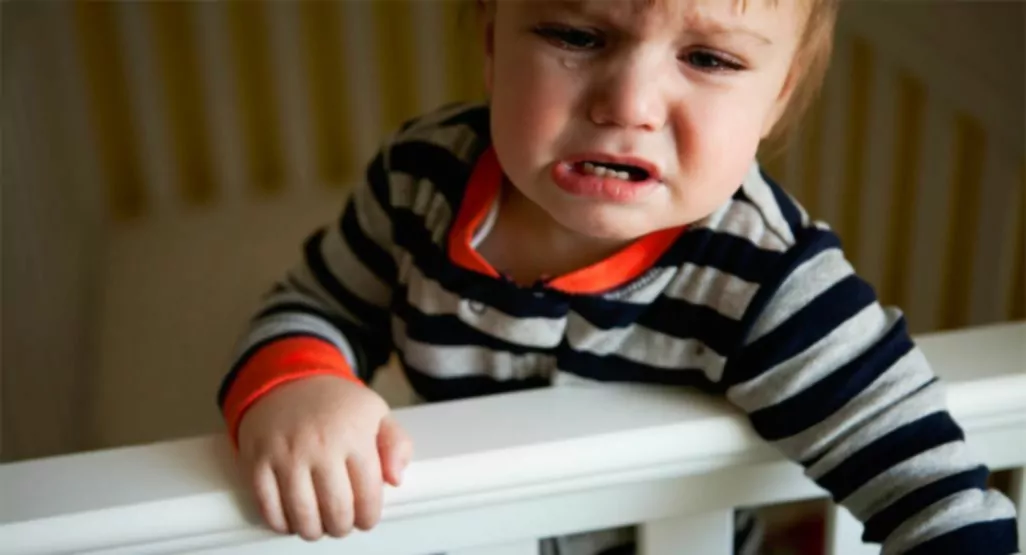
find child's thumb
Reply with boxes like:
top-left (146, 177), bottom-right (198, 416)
top-left (377, 415), bottom-right (413, 487)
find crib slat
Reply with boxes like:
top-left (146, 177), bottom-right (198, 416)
top-left (638, 510), bottom-right (733, 555)
top-left (451, 539), bottom-right (539, 555)
top-left (1011, 467), bottom-right (1025, 547)
top-left (825, 506), bottom-right (878, 555)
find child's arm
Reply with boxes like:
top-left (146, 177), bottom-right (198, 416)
top-left (722, 227), bottom-right (1018, 553)
top-left (217, 142), bottom-right (408, 540)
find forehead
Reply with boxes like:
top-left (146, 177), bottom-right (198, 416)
top-left (524, 0), bottom-right (806, 30)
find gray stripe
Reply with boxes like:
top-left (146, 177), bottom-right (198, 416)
top-left (399, 123), bottom-right (482, 163)
top-left (405, 265), bottom-right (565, 349)
top-left (566, 313), bottom-right (726, 380)
top-left (662, 263), bottom-right (759, 321)
top-left (388, 174), bottom-right (454, 246)
top-left (286, 263), bottom-right (363, 325)
top-left (320, 222), bottom-right (391, 310)
top-left (882, 491), bottom-right (1018, 555)
top-left (740, 163), bottom-right (797, 245)
top-left (240, 312), bottom-right (357, 370)
top-left (351, 177), bottom-right (395, 256)
top-left (702, 198), bottom-right (791, 253)
top-left (745, 247), bottom-right (854, 345)
top-left (393, 317), bottom-right (555, 380)
top-left (727, 303), bottom-right (890, 413)
top-left (803, 360), bottom-right (939, 479)
top-left (842, 442), bottom-right (979, 521)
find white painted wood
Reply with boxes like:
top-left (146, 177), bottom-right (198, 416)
top-left (639, 510), bottom-right (733, 555)
top-left (1, 323), bottom-right (1023, 555)
top-left (825, 506), bottom-right (878, 555)
top-left (1010, 467), bottom-right (1026, 550)
top-left (451, 539), bottom-right (540, 555)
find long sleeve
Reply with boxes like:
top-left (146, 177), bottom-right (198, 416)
top-left (722, 226), bottom-right (1019, 554)
top-left (217, 143), bottom-right (399, 443)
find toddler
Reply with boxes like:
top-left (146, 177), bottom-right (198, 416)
top-left (217, 0), bottom-right (1020, 553)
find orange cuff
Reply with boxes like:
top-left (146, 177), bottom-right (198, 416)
top-left (222, 336), bottom-right (363, 447)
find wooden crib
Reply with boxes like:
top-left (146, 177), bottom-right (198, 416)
top-left (1, 1), bottom-right (1023, 552)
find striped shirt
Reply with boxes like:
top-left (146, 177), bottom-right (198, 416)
top-left (218, 101), bottom-right (1018, 554)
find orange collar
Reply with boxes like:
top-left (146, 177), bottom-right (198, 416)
top-left (447, 147), bottom-right (685, 295)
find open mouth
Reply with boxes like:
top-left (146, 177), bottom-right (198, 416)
top-left (573, 161), bottom-right (651, 182)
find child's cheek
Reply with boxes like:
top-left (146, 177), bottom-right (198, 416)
top-left (674, 91), bottom-right (767, 195)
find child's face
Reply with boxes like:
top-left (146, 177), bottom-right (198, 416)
top-left (484, 0), bottom-right (806, 241)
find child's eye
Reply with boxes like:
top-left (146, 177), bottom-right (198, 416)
top-left (533, 25), bottom-right (604, 51)
top-left (682, 49), bottom-right (745, 72)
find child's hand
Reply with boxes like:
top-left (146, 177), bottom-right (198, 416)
top-left (235, 375), bottom-right (413, 541)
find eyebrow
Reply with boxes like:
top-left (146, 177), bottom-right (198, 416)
top-left (550, 0), bottom-right (775, 46)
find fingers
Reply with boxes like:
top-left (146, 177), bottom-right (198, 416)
top-left (278, 463), bottom-right (323, 541)
top-left (312, 462), bottom-right (354, 538)
top-left (348, 453), bottom-right (384, 530)
top-left (251, 462), bottom-right (289, 534)
top-left (378, 416), bottom-right (414, 487)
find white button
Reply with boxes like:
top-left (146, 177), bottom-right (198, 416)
top-left (467, 300), bottom-right (487, 315)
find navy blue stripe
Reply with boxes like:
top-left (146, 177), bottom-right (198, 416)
top-left (389, 140), bottom-right (470, 210)
top-left (303, 229), bottom-right (390, 332)
top-left (674, 228), bottom-right (783, 284)
top-left (761, 169), bottom-right (804, 234)
top-left (727, 229), bottom-right (841, 374)
top-left (217, 330), bottom-right (335, 408)
top-left (400, 356), bottom-right (548, 402)
top-left (570, 296), bottom-right (739, 357)
top-left (339, 200), bottom-right (397, 287)
top-left (748, 316), bottom-right (914, 441)
top-left (725, 271), bottom-right (872, 388)
top-left (863, 466), bottom-right (990, 544)
top-left (365, 150), bottom-right (392, 219)
top-left (903, 518), bottom-right (1018, 555)
top-left (438, 103), bottom-right (490, 138)
top-left (558, 348), bottom-right (722, 391)
top-left (816, 411), bottom-right (966, 501)
top-left (396, 297), bottom-right (551, 355)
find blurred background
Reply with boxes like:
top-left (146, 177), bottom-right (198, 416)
top-left (1, 0), bottom-right (1023, 468)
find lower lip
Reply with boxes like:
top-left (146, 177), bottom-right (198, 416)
top-left (550, 162), bottom-right (659, 202)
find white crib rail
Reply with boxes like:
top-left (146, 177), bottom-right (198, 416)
top-left (2, 322), bottom-right (1024, 555)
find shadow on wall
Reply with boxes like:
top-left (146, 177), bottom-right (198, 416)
top-left (1, 0), bottom-right (1024, 463)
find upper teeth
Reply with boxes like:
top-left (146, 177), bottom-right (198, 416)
top-left (582, 162), bottom-right (630, 180)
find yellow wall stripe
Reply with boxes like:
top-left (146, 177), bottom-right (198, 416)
top-left (226, 1), bottom-right (285, 196)
top-left (73, 2), bottom-right (146, 221)
top-left (444, 0), bottom-right (486, 104)
top-left (300, 0), bottom-right (355, 187)
top-left (1011, 163), bottom-right (1025, 320)
top-left (799, 94), bottom-right (826, 216)
top-left (373, 0), bottom-right (419, 135)
top-left (881, 72), bottom-right (925, 309)
top-left (939, 114), bottom-right (986, 330)
top-left (840, 37), bottom-right (872, 264)
top-left (149, 2), bottom-right (216, 206)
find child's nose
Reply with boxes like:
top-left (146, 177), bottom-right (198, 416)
top-left (588, 60), bottom-right (668, 132)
